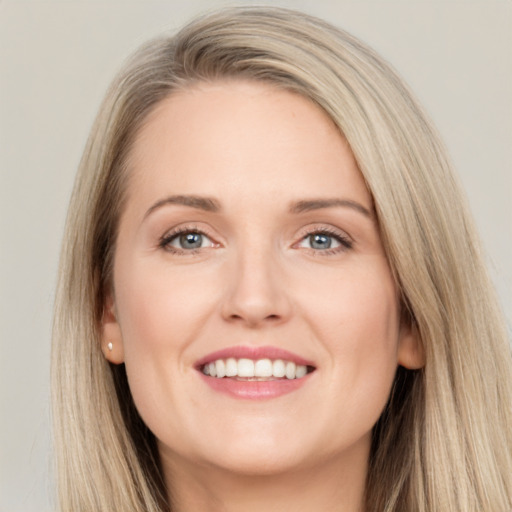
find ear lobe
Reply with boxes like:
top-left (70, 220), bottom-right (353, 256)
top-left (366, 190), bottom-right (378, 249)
top-left (397, 322), bottom-right (425, 370)
top-left (101, 294), bottom-right (125, 365)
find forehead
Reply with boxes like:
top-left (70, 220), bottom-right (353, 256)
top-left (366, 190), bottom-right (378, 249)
top-left (125, 80), bottom-right (371, 210)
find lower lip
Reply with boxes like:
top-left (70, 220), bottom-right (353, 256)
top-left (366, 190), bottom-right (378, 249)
top-left (199, 372), bottom-right (312, 399)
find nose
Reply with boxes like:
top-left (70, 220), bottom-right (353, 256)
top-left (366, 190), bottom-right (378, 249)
top-left (220, 246), bottom-right (292, 328)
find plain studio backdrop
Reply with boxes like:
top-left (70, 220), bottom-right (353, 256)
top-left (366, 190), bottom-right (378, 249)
top-left (0, 1), bottom-right (510, 510)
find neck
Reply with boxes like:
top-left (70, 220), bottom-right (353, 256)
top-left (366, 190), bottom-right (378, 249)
top-left (161, 445), bottom-right (368, 512)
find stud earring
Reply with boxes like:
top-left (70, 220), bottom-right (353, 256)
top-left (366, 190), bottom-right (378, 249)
top-left (107, 342), bottom-right (113, 351)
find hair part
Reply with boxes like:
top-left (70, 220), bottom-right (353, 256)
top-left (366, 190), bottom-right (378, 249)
top-left (52, 6), bottom-right (512, 511)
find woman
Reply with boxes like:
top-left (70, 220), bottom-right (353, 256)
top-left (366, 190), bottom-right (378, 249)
top-left (51, 6), bottom-right (512, 511)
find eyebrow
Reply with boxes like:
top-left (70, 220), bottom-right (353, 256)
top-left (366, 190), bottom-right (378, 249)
top-left (144, 195), bottom-right (373, 220)
top-left (289, 198), bottom-right (373, 218)
top-left (144, 195), bottom-right (221, 219)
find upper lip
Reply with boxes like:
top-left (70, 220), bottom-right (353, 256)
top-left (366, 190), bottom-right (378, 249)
top-left (195, 345), bottom-right (316, 369)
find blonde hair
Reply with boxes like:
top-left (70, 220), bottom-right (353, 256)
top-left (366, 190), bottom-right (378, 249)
top-left (52, 6), bottom-right (512, 511)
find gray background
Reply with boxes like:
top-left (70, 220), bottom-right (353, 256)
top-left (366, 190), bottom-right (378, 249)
top-left (1, 1), bottom-right (510, 510)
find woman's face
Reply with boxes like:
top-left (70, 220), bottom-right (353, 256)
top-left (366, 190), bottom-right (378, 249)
top-left (103, 80), bottom-right (422, 478)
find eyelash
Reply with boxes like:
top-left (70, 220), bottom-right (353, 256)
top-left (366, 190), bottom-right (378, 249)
top-left (158, 225), bottom-right (215, 255)
top-left (297, 227), bottom-right (353, 255)
top-left (158, 225), bottom-right (353, 255)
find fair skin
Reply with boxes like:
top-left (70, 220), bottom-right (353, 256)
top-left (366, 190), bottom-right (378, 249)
top-left (102, 80), bottom-right (423, 512)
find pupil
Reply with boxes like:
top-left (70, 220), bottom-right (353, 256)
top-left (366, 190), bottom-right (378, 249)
top-left (311, 234), bottom-right (331, 249)
top-left (180, 233), bottom-right (202, 249)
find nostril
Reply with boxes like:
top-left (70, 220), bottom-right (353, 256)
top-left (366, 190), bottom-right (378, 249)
top-left (226, 312), bottom-right (284, 326)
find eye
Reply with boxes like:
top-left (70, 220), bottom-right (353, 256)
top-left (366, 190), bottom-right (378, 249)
top-left (296, 230), bottom-right (352, 252)
top-left (159, 229), bottom-right (215, 252)
top-left (298, 233), bottom-right (341, 251)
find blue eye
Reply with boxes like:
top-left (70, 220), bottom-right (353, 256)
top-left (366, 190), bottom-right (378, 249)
top-left (161, 230), bottom-right (214, 251)
top-left (308, 233), bottom-right (338, 250)
top-left (297, 231), bottom-right (352, 252)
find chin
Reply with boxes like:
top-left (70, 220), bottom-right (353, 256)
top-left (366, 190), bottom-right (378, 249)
top-left (201, 444), bottom-right (311, 477)
top-left (158, 422), bottom-right (315, 477)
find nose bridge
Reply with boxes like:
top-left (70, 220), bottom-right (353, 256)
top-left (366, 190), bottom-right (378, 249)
top-left (221, 236), bottom-right (291, 326)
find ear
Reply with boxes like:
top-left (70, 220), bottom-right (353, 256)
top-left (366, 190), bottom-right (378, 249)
top-left (101, 293), bottom-right (125, 365)
top-left (397, 320), bottom-right (425, 370)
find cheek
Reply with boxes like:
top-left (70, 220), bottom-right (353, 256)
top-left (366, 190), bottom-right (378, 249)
top-left (114, 256), bottom-right (219, 357)
top-left (112, 257), bottom-right (222, 423)
top-left (302, 260), bottom-right (400, 353)
top-left (299, 262), bottom-right (400, 429)
top-left (112, 257), bottom-right (224, 443)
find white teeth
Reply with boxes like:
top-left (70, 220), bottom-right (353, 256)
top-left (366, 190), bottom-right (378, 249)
top-left (295, 365), bottom-right (307, 379)
top-left (237, 358), bottom-right (255, 377)
top-left (285, 361), bottom-right (296, 380)
top-left (225, 357), bottom-right (237, 377)
top-left (254, 358), bottom-right (273, 377)
top-left (215, 359), bottom-right (226, 378)
top-left (272, 359), bottom-right (286, 378)
top-left (201, 357), bottom-right (312, 380)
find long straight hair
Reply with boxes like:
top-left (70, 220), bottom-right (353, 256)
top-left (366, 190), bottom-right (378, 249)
top-left (52, 6), bottom-right (512, 511)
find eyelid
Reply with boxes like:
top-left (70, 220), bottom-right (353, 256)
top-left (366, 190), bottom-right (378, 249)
top-left (293, 225), bottom-right (354, 253)
top-left (157, 222), bottom-right (353, 255)
top-left (158, 224), bottom-right (220, 253)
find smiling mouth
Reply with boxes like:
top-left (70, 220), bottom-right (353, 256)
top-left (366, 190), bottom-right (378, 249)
top-left (201, 358), bottom-right (316, 380)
